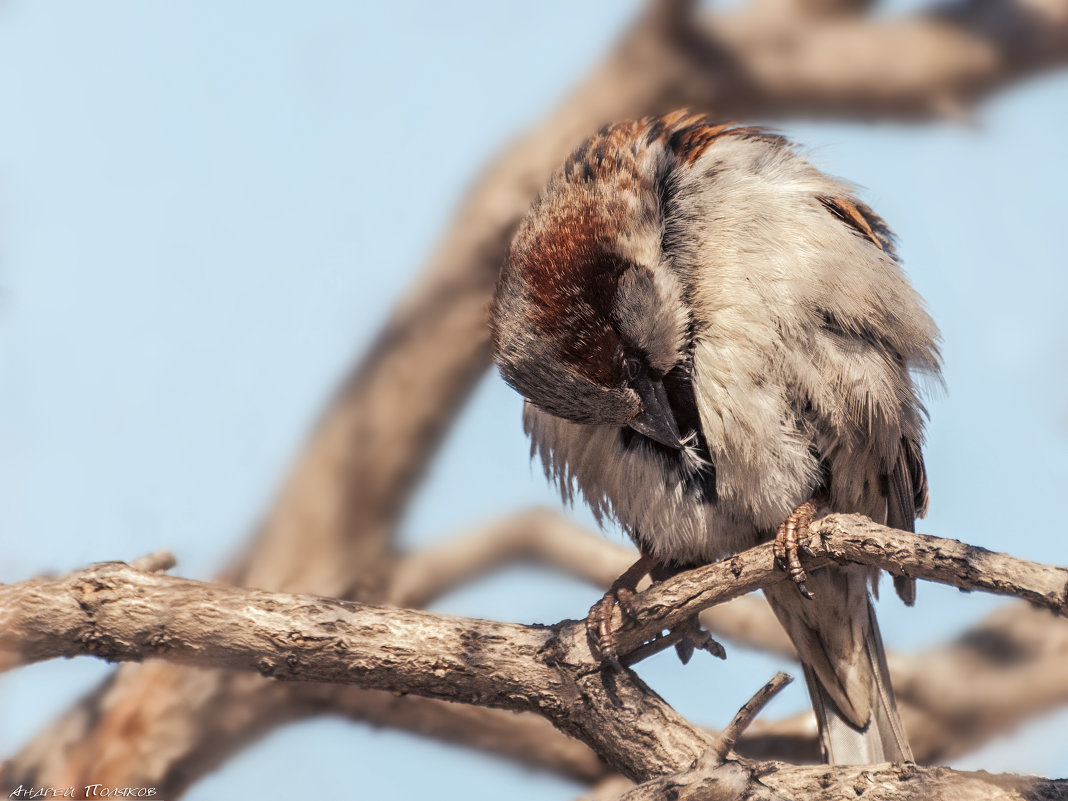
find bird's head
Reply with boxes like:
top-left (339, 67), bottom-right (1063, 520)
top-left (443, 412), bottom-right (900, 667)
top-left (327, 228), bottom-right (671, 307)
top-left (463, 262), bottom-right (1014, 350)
top-left (489, 122), bottom-right (691, 448)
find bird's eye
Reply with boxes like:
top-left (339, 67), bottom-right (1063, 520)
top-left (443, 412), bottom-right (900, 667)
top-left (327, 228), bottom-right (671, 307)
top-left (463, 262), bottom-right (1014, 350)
top-left (622, 355), bottom-right (641, 381)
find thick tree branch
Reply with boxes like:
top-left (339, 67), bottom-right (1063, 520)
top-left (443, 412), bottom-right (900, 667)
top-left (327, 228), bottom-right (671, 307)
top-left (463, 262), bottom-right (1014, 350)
top-left (615, 759), bottom-right (1068, 801)
top-left (321, 598), bottom-right (1068, 772)
top-left (6, 555), bottom-right (1066, 799)
top-left (4, 515), bottom-right (1068, 788)
top-left (8, 519), bottom-right (1063, 681)
top-left (0, 558), bottom-right (715, 782)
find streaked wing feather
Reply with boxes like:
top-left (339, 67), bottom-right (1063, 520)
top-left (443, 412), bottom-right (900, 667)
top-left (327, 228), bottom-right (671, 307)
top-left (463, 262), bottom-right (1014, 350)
top-left (886, 437), bottom-right (927, 605)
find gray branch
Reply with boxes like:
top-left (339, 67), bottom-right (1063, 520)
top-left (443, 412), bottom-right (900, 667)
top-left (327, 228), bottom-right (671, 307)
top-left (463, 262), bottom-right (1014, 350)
top-left (614, 760), bottom-right (1068, 801)
top-left (3, 515), bottom-right (1067, 794)
top-left (606, 514), bottom-right (1068, 658)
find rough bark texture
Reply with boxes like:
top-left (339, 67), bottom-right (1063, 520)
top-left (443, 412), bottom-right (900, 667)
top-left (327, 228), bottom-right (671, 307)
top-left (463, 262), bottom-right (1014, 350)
top-left (617, 761), bottom-right (1068, 801)
top-left (0, 557), bottom-right (716, 784)
top-left (4, 517), bottom-right (1067, 792)
top-left (603, 514), bottom-right (1068, 658)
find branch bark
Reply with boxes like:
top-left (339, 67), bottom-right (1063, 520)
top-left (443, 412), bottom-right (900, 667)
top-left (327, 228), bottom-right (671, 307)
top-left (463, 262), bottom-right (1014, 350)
top-left (604, 514), bottom-right (1068, 659)
top-left (4, 516), bottom-right (1067, 790)
top-left (7, 519), bottom-right (1064, 681)
top-left (445, 509), bottom-right (1068, 766)
top-left (615, 759), bottom-right (1068, 801)
top-left (2, 557), bottom-right (715, 784)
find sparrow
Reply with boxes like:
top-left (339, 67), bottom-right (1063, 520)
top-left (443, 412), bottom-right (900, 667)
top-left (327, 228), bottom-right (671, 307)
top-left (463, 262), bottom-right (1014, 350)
top-left (489, 110), bottom-right (940, 765)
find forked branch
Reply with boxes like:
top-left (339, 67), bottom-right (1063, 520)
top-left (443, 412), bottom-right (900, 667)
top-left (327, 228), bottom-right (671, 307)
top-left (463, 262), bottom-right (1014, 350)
top-left (3, 515), bottom-right (1066, 793)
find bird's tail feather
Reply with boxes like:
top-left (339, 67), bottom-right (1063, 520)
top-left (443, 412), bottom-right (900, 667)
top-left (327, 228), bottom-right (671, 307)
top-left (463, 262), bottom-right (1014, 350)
top-left (803, 597), bottom-right (912, 764)
top-left (764, 568), bottom-right (912, 765)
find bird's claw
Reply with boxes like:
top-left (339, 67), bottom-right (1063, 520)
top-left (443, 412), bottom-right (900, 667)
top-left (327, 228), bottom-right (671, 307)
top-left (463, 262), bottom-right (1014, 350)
top-left (588, 556), bottom-right (656, 670)
top-left (617, 614), bottom-right (727, 667)
top-left (590, 587), bottom-right (628, 671)
top-left (588, 562), bottom-right (727, 668)
top-left (774, 501), bottom-right (818, 600)
top-left (681, 618), bottom-right (726, 661)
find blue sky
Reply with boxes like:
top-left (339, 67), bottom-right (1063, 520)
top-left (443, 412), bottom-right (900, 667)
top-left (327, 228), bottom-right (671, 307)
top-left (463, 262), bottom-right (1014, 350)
top-left (1, 2), bottom-right (1066, 798)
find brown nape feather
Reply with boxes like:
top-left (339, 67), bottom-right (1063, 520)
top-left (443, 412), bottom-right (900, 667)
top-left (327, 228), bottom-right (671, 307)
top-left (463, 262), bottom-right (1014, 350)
top-left (640, 109), bottom-right (788, 166)
top-left (563, 118), bottom-right (649, 184)
top-left (670, 123), bottom-right (789, 166)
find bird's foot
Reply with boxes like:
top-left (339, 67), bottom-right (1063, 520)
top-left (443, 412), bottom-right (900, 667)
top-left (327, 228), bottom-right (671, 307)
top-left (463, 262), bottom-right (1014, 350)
top-left (773, 501), bottom-right (819, 600)
top-left (588, 554), bottom-right (656, 670)
top-left (588, 556), bottom-right (727, 669)
top-left (615, 613), bottom-right (726, 666)
top-left (667, 615), bottom-right (726, 665)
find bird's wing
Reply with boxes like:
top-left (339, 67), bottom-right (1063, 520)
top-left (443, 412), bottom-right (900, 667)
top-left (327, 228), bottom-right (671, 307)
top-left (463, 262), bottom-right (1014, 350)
top-left (886, 436), bottom-right (929, 604)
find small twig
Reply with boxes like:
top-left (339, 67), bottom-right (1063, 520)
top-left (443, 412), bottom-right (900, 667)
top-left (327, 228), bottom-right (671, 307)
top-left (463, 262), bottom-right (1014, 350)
top-left (704, 673), bottom-right (794, 765)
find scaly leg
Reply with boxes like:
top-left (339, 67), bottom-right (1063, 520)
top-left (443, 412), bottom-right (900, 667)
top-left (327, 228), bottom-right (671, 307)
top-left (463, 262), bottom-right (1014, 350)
top-left (589, 553), bottom-right (657, 670)
top-left (773, 500), bottom-right (820, 600)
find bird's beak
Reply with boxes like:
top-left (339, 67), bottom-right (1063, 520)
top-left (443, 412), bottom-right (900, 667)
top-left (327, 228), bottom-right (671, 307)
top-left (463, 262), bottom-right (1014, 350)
top-left (629, 374), bottom-right (683, 449)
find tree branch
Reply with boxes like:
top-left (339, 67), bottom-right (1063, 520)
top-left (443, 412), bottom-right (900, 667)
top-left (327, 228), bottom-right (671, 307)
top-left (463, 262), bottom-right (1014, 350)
top-left (317, 597), bottom-right (1068, 773)
top-left (4, 515), bottom-right (1067, 788)
top-left (606, 514), bottom-right (1068, 658)
top-left (13, 552), bottom-right (1064, 801)
top-left (615, 759), bottom-right (1068, 801)
top-left (0, 558), bottom-right (716, 782)
top-left (706, 673), bottom-right (794, 764)
top-left (9, 519), bottom-right (1063, 682)
top-left (699, 0), bottom-right (1068, 119)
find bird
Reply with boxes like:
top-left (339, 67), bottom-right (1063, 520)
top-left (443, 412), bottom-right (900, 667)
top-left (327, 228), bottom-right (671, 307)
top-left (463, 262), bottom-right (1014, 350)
top-left (489, 110), bottom-right (940, 765)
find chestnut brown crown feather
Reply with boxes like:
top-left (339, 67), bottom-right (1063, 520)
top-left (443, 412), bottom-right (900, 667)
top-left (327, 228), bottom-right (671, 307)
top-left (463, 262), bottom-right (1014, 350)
top-left (489, 112), bottom-right (765, 440)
